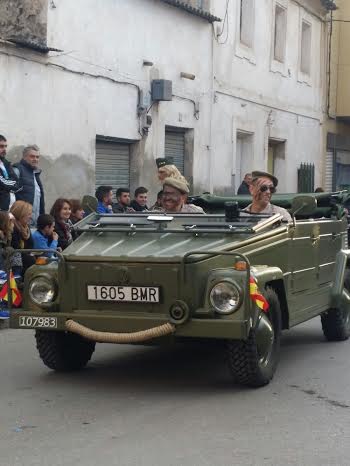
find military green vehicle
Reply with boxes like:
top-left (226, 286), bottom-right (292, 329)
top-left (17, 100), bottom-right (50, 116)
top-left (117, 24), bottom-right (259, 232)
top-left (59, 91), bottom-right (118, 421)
top-left (9, 192), bottom-right (350, 387)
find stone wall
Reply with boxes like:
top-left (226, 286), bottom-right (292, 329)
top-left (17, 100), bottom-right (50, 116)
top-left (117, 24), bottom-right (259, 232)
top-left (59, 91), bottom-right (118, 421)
top-left (0, 0), bottom-right (48, 47)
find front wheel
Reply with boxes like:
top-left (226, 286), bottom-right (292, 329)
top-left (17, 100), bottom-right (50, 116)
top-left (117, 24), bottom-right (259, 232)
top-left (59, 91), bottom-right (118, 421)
top-left (226, 287), bottom-right (281, 387)
top-left (35, 330), bottom-right (96, 371)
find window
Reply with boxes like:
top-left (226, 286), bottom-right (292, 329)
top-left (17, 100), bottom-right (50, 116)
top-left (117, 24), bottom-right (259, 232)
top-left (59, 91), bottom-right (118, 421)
top-left (300, 20), bottom-right (311, 75)
top-left (274, 4), bottom-right (287, 63)
top-left (240, 0), bottom-right (255, 48)
top-left (268, 139), bottom-right (286, 190)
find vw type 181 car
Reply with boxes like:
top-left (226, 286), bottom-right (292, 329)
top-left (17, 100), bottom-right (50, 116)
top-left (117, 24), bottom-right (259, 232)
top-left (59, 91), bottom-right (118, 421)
top-left (9, 192), bottom-right (350, 387)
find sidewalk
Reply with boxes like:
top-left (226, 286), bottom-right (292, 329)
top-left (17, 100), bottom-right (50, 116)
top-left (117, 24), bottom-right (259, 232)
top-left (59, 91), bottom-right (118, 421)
top-left (0, 310), bottom-right (9, 329)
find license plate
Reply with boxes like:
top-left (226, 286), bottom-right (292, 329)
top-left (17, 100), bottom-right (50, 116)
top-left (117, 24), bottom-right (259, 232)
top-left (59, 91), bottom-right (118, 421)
top-left (87, 285), bottom-right (160, 303)
top-left (19, 316), bottom-right (57, 329)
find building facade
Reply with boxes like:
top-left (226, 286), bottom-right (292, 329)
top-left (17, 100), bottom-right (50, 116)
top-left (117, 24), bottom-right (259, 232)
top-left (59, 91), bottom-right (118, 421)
top-left (324, 0), bottom-right (350, 191)
top-left (0, 0), bottom-right (329, 207)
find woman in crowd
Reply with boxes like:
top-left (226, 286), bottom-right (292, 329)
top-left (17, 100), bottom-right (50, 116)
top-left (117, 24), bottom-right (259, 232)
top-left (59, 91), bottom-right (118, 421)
top-left (50, 198), bottom-right (73, 250)
top-left (156, 157), bottom-right (188, 186)
top-left (10, 200), bottom-right (34, 276)
top-left (0, 211), bottom-right (14, 271)
top-left (69, 199), bottom-right (85, 224)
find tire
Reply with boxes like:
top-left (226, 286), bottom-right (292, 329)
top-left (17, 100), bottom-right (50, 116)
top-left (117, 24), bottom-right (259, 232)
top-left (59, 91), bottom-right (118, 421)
top-left (321, 270), bottom-right (350, 342)
top-left (35, 330), bottom-right (95, 371)
top-left (226, 287), bottom-right (282, 387)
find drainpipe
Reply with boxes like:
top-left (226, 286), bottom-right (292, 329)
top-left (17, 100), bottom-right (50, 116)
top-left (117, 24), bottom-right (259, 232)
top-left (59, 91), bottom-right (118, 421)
top-left (209, 21), bottom-right (215, 194)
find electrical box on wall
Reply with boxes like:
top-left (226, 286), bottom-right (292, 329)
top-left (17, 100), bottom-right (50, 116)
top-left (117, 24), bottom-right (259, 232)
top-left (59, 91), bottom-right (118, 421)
top-left (151, 80), bottom-right (172, 101)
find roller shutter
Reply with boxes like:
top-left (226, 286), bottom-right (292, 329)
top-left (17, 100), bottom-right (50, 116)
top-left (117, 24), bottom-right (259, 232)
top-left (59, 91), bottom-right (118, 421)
top-left (95, 141), bottom-right (130, 191)
top-left (165, 129), bottom-right (185, 174)
top-left (325, 150), bottom-right (333, 191)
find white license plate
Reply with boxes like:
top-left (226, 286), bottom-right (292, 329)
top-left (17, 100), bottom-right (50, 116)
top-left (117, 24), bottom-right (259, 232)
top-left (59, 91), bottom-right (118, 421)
top-left (19, 316), bottom-right (58, 328)
top-left (87, 285), bottom-right (160, 303)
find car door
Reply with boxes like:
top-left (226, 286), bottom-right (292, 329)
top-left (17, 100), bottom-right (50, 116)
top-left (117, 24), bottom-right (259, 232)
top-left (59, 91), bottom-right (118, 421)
top-left (287, 219), bottom-right (321, 326)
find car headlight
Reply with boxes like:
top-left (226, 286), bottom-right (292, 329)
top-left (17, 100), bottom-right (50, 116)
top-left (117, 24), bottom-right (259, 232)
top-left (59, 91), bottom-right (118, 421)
top-left (29, 276), bottom-right (57, 305)
top-left (209, 281), bottom-right (242, 314)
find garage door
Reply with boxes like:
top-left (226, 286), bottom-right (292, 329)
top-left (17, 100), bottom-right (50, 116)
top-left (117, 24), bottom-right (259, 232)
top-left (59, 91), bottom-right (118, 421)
top-left (165, 129), bottom-right (185, 174)
top-left (95, 141), bottom-right (130, 191)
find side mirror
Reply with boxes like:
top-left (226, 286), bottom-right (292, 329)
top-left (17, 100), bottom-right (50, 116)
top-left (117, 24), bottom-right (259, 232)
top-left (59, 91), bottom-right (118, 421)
top-left (291, 195), bottom-right (317, 216)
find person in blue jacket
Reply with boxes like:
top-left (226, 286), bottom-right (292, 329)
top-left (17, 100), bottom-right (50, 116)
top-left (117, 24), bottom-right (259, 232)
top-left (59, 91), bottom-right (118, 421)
top-left (95, 185), bottom-right (113, 214)
top-left (32, 214), bottom-right (59, 257)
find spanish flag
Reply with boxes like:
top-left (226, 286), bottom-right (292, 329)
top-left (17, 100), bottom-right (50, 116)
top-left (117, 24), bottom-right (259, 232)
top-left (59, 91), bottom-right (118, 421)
top-left (0, 271), bottom-right (22, 307)
top-left (249, 276), bottom-right (269, 312)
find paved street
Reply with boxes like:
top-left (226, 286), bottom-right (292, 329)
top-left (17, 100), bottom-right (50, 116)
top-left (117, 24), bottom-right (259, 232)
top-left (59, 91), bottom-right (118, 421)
top-left (0, 318), bottom-right (349, 466)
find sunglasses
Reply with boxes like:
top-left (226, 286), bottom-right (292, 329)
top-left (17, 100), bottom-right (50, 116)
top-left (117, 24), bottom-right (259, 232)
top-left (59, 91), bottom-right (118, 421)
top-left (260, 184), bottom-right (276, 194)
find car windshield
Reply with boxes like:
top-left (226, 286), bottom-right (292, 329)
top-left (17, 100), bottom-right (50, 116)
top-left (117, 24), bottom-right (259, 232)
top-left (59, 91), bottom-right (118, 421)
top-left (75, 211), bottom-right (285, 235)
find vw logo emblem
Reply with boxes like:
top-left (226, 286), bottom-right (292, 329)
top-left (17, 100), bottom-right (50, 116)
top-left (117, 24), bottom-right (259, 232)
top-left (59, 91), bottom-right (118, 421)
top-left (115, 267), bottom-right (130, 285)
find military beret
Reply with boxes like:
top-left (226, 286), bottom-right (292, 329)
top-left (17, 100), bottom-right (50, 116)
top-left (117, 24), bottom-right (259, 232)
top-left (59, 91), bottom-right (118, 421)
top-left (163, 177), bottom-right (189, 194)
top-left (156, 157), bottom-right (174, 169)
top-left (252, 170), bottom-right (278, 187)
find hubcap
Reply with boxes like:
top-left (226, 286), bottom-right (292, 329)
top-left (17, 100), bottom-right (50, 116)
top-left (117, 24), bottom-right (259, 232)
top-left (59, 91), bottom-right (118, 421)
top-left (255, 313), bottom-right (275, 367)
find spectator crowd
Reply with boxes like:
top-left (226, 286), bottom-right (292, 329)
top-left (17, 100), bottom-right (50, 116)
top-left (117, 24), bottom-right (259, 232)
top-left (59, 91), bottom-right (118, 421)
top-left (0, 135), bottom-right (203, 278)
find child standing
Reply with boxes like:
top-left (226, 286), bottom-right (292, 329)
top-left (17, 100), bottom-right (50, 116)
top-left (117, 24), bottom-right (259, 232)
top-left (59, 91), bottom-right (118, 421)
top-left (32, 214), bottom-right (59, 257)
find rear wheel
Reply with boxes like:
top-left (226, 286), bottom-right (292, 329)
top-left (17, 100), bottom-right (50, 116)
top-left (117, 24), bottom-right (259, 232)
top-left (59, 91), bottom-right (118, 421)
top-left (226, 287), bottom-right (281, 387)
top-left (35, 330), bottom-right (95, 371)
top-left (321, 270), bottom-right (350, 342)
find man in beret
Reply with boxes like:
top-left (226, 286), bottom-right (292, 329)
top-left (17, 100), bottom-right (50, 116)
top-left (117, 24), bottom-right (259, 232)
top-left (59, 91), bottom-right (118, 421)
top-left (245, 171), bottom-right (292, 222)
top-left (162, 178), bottom-right (204, 213)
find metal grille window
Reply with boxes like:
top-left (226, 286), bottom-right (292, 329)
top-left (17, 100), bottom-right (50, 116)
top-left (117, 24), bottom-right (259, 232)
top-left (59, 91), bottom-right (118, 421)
top-left (95, 140), bottom-right (130, 191)
top-left (325, 150), bottom-right (334, 192)
top-left (165, 129), bottom-right (185, 175)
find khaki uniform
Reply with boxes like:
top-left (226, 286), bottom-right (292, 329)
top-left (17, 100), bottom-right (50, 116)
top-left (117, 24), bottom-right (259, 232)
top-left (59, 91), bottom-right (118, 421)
top-left (244, 203), bottom-right (292, 222)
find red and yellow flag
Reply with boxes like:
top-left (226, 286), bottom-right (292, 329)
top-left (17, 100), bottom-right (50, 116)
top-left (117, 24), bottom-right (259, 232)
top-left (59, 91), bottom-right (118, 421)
top-left (0, 271), bottom-right (22, 307)
top-left (249, 276), bottom-right (269, 312)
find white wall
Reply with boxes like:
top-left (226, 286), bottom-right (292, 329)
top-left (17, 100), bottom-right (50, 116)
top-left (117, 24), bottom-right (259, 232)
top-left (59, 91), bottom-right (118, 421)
top-left (210, 0), bottom-right (325, 193)
top-left (0, 0), bottom-right (214, 205)
top-left (0, 0), bottom-right (327, 207)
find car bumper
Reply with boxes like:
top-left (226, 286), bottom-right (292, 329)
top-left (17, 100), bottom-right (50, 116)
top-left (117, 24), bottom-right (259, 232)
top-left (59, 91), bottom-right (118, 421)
top-left (10, 310), bottom-right (250, 340)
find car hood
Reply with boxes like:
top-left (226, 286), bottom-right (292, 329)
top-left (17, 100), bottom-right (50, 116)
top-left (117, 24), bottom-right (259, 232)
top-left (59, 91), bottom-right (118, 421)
top-left (63, 230), bottom-right (256, 262)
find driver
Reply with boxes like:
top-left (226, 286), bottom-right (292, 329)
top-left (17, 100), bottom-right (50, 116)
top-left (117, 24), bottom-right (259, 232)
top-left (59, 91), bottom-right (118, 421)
top-left (244, 171), bottom-right (292, 222)
top-left (162, 178), bottom-right (204, 213)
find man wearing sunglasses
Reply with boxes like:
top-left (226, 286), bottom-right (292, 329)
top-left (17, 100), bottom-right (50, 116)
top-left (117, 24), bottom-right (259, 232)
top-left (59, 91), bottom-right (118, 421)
top-left (245, 170), bottom-right (292, 222)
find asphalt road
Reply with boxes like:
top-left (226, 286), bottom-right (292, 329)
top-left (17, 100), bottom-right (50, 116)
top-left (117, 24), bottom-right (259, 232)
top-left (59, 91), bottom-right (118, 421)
top-left (0, 318), bottom-right (349, 466)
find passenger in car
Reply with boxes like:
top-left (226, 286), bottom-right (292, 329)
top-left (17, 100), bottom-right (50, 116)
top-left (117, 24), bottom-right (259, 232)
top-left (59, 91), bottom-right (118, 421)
top-left (244, 171), bottom-right (292, 222)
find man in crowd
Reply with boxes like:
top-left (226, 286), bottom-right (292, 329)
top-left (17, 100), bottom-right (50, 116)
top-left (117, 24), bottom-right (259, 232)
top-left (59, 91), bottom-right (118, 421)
top-left (113, 188), bottom-right (134, 213)
top-left (151, 190), bottom-right (163, 211)
top-left (14, 145), bottom-right (45, 225)
top-left (162, 177), bottom-right (204, 213)
top-left (237, 173), bottom-right (252, 195)
top-left (95, 185), bottom-right (113, 213)
top-left (0, 134), bottom-right (21, 211)
top-left (130, 186), bottom-right (149, 211)
top-left (244, 171), bottom-right (292, 222)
